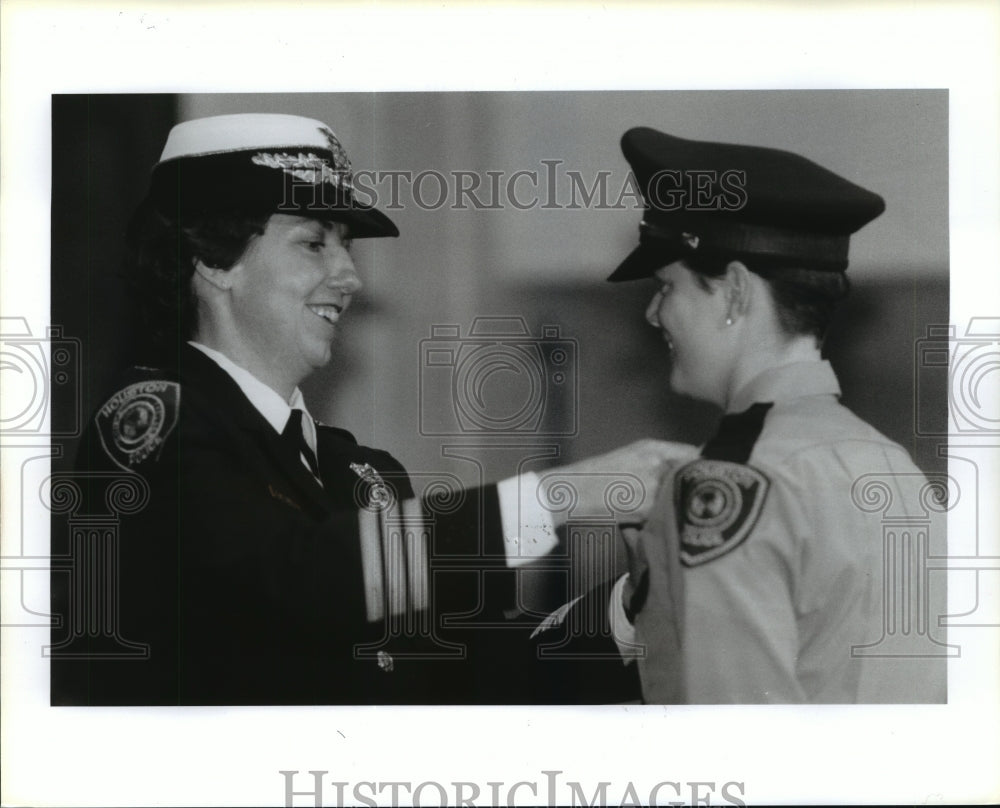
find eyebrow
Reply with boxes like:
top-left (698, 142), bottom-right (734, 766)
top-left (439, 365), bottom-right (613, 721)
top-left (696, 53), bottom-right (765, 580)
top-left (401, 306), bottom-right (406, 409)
top-left (295, 219), bottom-right (351, 238)
top-left (320, 220), bottom-right (351, 238)
top-left (301, 219), bottom-right (334, 232)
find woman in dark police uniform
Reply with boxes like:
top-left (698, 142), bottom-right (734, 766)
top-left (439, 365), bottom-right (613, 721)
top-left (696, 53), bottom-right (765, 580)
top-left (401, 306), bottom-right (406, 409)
top-left (602, 127), bottom-right (948, 703)
top-left (51, 113), bottom-right (684, 705)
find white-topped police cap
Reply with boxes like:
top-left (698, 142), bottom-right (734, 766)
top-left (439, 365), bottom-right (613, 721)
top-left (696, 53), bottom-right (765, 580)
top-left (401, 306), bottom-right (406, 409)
top-left (148, 113), bottom-right (398, 238)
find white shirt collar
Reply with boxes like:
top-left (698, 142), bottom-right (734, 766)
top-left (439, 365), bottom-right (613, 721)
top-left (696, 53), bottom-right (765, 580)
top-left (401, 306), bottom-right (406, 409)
top-left (188, 342), bottom-right (318, 455)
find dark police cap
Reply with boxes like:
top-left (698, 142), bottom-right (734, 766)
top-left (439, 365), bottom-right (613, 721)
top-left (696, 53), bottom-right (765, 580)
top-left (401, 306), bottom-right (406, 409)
top-left (147, 113), bottom-right (398, 238)
top-left (609, 127), bottom-right (885, 281)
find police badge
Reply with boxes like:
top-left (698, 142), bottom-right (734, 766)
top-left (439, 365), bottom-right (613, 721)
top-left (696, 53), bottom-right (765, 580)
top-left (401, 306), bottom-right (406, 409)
top-left (350, 462), bottom-right (392, 510)
top-left (95, 380), bottom-right (180, 472)
top-left (674, 459), bottom-right (770, 567)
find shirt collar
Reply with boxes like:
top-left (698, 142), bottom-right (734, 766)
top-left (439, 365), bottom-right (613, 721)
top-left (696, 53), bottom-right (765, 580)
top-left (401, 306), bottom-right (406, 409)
top-left (188, 342), bottom-right (317, 452)
top-left (727, 360), bottom-right (841, 413)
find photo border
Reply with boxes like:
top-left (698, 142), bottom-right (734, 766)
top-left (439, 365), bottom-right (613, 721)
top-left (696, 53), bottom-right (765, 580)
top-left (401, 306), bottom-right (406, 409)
top-left (3, 2), bottom-right (999, 806)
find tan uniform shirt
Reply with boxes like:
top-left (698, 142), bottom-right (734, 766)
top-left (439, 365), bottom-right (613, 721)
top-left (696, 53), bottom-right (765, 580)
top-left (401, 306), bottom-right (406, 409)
top-left (630, 361), bottom-right (948, 703)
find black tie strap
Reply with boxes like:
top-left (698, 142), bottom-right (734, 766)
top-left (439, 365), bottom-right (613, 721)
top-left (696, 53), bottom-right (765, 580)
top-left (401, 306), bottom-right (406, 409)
top-left (700, 402), bottom-right (774, 463)
top-left (282, 408), bottom-right (320, 478)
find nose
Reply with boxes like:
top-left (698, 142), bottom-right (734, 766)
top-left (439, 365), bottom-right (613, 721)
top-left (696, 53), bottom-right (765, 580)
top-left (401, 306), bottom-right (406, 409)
top-left (645, 290), bottom-right (663, 328)
top-left (326, 245), bottom-right (363, 295)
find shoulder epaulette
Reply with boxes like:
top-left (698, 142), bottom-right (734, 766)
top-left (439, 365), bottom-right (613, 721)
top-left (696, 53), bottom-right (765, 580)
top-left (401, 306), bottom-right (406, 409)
top-left (316, 421), bottom-right (358, 445)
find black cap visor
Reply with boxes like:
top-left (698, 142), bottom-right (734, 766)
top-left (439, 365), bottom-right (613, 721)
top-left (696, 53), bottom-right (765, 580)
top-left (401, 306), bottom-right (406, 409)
top-left (608, 242), bottom-right (682, 282)
top-left (150, 152), bottom-right (399, 238)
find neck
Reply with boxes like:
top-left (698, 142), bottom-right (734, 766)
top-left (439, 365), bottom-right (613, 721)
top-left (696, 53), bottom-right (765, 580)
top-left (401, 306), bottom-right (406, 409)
top-left (192, 325), bottom-right (301, 402)
top-left (724, 334), bottom-right (821, 411)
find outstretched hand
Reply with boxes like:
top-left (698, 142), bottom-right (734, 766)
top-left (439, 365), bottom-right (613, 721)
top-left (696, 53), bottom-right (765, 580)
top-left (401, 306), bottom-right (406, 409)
top-left (537, 439), bottom-right (699, 524)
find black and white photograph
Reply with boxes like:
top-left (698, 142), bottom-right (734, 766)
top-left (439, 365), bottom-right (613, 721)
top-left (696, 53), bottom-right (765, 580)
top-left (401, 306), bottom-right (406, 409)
top-left (2, 3), bottom-right (999, 807)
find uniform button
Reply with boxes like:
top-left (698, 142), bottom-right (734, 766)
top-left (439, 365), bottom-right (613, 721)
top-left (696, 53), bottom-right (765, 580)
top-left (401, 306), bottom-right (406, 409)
top-left (377, 650), bottom-right (394, 673)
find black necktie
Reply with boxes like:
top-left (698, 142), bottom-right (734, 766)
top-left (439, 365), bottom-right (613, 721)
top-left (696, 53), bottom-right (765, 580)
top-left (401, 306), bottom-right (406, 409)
top-left (282, 408), bottom-right (320, 478)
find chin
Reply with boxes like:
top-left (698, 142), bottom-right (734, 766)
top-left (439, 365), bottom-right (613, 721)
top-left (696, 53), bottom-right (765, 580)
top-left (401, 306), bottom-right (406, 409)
top-left (669, 371), bottom-right (711, 404)
top-left (667, 368), bottom-right (688, 397)
top-left (302, 342), bottom-right (335, 373)
top-left (309, 351), bottom-right (334, 372)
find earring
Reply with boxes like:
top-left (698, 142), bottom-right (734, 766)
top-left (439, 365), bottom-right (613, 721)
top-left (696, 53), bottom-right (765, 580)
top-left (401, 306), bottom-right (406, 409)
top-left (726, 317), bottom-right (733, 326)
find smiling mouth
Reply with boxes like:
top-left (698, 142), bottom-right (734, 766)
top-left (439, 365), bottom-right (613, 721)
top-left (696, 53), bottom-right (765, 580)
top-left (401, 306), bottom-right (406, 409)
top-left (307, 304), bottom-right (343, 325)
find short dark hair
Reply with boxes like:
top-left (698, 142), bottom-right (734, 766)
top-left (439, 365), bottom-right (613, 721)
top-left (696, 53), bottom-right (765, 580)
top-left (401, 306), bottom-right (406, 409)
top-left (125, 200), bottom-right (270, 355)
top-left (682, 254), bottom-right (851, 342)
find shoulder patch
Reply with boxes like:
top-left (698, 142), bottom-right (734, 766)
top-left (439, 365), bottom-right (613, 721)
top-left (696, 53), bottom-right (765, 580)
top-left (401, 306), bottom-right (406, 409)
top-left (95, 380), bottom-right (180, 471)
top-left (674, 459), bottom-right (770, 567)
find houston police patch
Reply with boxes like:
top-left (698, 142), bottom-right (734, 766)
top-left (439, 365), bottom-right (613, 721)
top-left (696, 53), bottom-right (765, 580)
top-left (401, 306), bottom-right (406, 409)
top-left (674, 459), bottom-right (769, 567)
top-left (96, 380), bottom-right (180, 471)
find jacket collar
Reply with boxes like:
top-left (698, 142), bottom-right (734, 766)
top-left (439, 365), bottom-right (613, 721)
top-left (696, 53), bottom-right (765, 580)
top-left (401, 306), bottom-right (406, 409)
top-left (187, 342), bottom-right (318, 456)
top-left (175, 344), bottom-right (332, 515)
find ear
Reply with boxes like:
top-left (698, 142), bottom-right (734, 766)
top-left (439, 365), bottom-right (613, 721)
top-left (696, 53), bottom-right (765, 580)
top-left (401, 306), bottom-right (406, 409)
top-left (192, 257), bottom-right (235, 291)
top-left (723, 260), bottom-right (752, 324)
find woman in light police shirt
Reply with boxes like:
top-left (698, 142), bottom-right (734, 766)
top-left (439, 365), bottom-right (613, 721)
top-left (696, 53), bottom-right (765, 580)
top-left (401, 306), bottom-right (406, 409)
top-left (604, 127), bottom-right (948, 704)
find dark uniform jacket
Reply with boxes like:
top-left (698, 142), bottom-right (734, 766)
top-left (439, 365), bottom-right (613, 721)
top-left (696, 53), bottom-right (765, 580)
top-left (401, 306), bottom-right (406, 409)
top-left (51, 345), bottom-right (636, 705)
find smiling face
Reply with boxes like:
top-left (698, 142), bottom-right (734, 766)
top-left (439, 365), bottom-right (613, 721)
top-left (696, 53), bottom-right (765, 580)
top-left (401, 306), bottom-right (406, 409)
top-left (220, 213), bottom-right (361, 394)
top-left (645, 260), bottom-right (734, 406)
